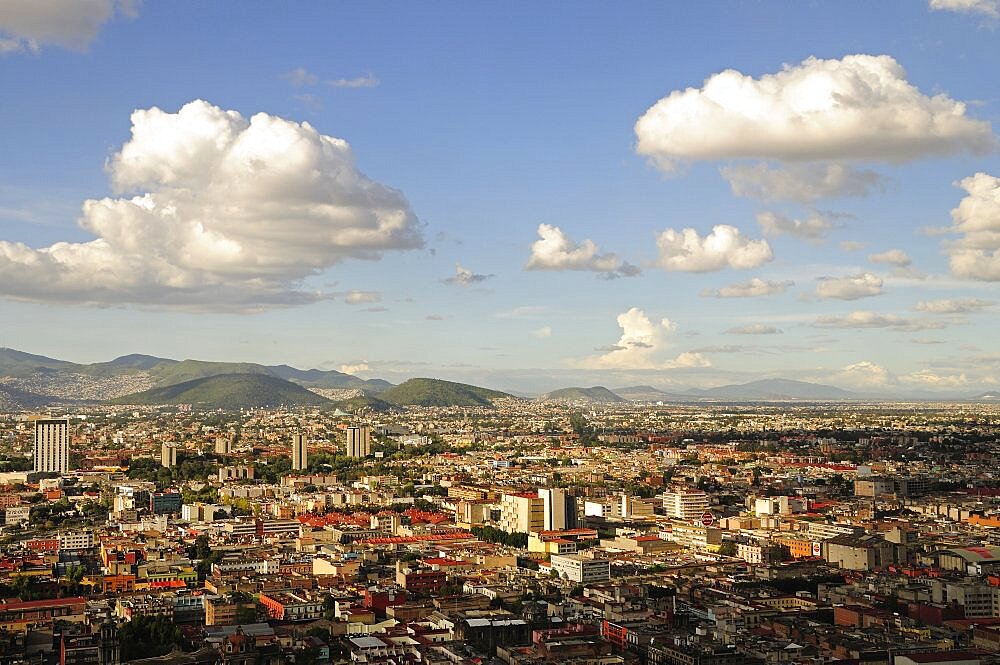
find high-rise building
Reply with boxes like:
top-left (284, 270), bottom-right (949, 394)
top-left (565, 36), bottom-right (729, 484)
top-left (291, 433), bottom-right (307, 471)
top-left (34, 418), bottom-right (70, 473)
top-left (160, 443), bottom-right (177, 468)
top-left (214, 436), bottom-right (231, 455)
top-left (662, 490), bottom-right (710, 521)
top-left (346, 426), bottom-right (371, 458)
top-left (539, 488), bottom-right (571, 531)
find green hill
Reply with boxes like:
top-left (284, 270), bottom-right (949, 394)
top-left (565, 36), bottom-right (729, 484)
top-left (333, 394), bottom-right (397, 413)
top-left (379, 378), bottom-right (513, 407)
top-left (109, 373), bottom-right (332, 410)
top-left (538, 386), bottom-right (626, 403)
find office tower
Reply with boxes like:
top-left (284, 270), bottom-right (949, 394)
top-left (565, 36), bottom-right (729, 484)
top-left (34, 418), bottom-right (70, 473)
top-left (291, 432), bottom-right (307, 470)
top-left (160, 443), bottom-right (177, 468)
top-left (345, 426), bottom-right (371, 458)
top-left (214, 436), bottom-right (231, 455)
top-left (538, 487), bottom-right (568, 531)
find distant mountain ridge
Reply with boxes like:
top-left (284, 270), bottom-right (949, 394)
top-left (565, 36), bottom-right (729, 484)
top-left (0, 347), bottom-right (390, 404)
top-left (538, 386), bottom-right (626, 403)
top-left (613, 385), bottom-right (694, 402)
top-left (685, 378), bottom-right (854, 401)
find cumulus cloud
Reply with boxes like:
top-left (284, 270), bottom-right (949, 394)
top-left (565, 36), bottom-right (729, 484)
top-left (634, 54), bottom-right (992, 172)
top-left (944, 172), bottom-right (1000, 281)
top-left (812, 310), bottom-right (943, 331)
top-left (929, 0), bottom-right (998, 17)
top-left (915, 298), bottom-right (995, 313)
top-left (663, 352), bottom-right (711, 369)
top-left (444, 262), bottom-right (492, 287)
top-left (868, 249), bottom-right (912, 267)
top-left (726, 324), bottom-right (783, 335)
top-left (756, 211), bottom-right (836, 241)
top-left (329, 73), bottom-right (380, 89)
top-left (532, 326), bottom-right (552, 339)
top-left (721, 163), bottom-right (886, 202)
top-left (701, 277), bottom-right (794, 298)
top-left (837, 361), bottom-right (892, 388)
top-left (576, 308), bottom-right (675, 369)
top-left (815, 272), bottom-right (884, 300)
top-left (0, 100), bottom-right (424, 310)
top-left (656, 224), bottom-right (772, 272)
top-left (526, 224), bottom-right (639, 278)
top-left (0, 0), bottom-right (136, 53)
top-left (344, 291), bottom-right (381, 305)
top-left (339, 363), bottom-right (369, 374)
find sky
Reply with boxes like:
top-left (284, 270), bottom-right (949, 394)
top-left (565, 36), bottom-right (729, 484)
top-left (0, 1), bottom-right (999, 396)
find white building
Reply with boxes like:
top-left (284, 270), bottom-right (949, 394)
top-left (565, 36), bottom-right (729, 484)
top-left (34, 419), bottom-right (70, 473)
top-left (58, 531), bottom-right (95, 551)
top-left (662, 490), bottom-right (709, 521)
top-left (497, 492), bottom-right (544, 534)
top-left (160, 443), bottom-right (177, 468)
top-left (3, 505), bottom-right (30, 525)
top-left (549, 554), bottom-right (610, 583)
top-left (538, 487), bottom-right (568, 531)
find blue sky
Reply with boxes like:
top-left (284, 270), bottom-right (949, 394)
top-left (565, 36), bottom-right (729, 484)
top-left (1, 1), bottom-right (998, 395)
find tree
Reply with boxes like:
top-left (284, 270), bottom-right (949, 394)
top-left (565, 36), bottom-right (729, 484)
top-left (717, 541), bottom-right (738, 557)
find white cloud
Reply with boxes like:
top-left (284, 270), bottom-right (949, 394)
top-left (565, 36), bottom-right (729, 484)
top-left (756, 211), bottom-right (835, 241)
top-left (425, 314), bottom-right (443, 321)
top-left (576, 307), bottom-right (675, 369)
top-left (726, 324), bottom-right (783, 335)
top-left (929, 0), bottom-right (999, 18)
top-left (663, 352), bottom-right (711, 369)
top-left (526, 224), bottom-right (639, 278)
top-left (532, 326), bottom-right (552, 339)
top-left (283, 67), bottom-right (318, 87)
top-left (812, 310), bottom-right (943, 331)
top-left (0, 100), bottom-right (424, 310)
top-left (656, 224), bottom-right (772, 272)
top-left (329, 73), bottom-right (380, 89)
top-left (915, 297), bottom-right (995, 313)
top-left (634, 54), bottom-right (992, 172)
top-left (721, 163), bottom-right (886, 202)
top-left (339, 363), bottom-right (369, 374)
top-left (0, 0), bottom-right (135, 53)
top-left (840, 240), bottom-right (866, 252)
top-left (815, 272), bottom-right (884, 300)
top-left (868, 249), bottom-right (912, 267)
top-left (444, 262), bottom-right (492, 287)
top-left (701, 277), bottom-right (794, 298)
top-left (900, 369), bottom-right (969, 387)
top-left (944, 172), bottom-right (1000, 281)
top-left (837, 361), bottom-right (892, 388)
top-left (344, 290), bottom-right (380, 305)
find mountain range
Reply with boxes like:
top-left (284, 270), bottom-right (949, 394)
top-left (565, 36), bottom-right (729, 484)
top-left (0, 347), bottom-right (993, 409)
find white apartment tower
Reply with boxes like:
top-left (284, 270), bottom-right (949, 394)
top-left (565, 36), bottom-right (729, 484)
top-left (160, 442), bottom-right (177, 468)
top-left (34, 418), bottom-right (70, 473)
top-left (346, 426), bottom-right (371, 458)
top-left (662, 490), bottom-right (710, 521)
top-left (214, 436), bottom-right (231, 455)
top-left (538, 488), bottom-right (568, 531)
top-left (291, 432), bottom-right (308, 471)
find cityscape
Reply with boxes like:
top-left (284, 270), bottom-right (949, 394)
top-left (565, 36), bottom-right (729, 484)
top-left (1, 3), bottom-right (1000, 665)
